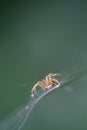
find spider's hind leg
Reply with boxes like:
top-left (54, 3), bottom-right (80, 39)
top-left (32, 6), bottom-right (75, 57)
top-left (31, 81), bottom-right (45, 97)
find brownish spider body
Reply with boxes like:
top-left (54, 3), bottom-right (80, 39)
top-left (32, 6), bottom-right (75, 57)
top-left (31, 73), bottom-right (63, 98)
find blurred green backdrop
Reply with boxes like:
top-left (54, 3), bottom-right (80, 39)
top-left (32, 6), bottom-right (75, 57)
top-left (0, 1), bottom-right (87, 130)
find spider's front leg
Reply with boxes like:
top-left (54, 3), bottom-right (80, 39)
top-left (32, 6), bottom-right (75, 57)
top-left (51, 73), bottom-right (63, 86)
top-left (51, 73), bottom-right (63, 78)
top-left (45, 73), bottom-right (53, 81)
top-left (45, 73), bottom-right (63, 81)
top-left (31, 81), bottom-right (45, 97)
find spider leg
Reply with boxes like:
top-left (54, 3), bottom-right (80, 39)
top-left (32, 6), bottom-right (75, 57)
top-left (45, 73), bottom-right (53, 81)
top-left (46, 73), bottom-right (63, 81)
top-left (51, 73), bottom-right (63, 78)
top-left (31, 81), bottom-right (46, 97)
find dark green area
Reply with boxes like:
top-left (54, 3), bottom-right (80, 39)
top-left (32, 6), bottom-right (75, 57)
top-left (0, 1), bottom-right (87, 130)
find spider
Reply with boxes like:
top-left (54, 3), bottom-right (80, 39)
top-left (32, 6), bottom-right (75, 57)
top-left (31, 73), bottom-right (63, 98)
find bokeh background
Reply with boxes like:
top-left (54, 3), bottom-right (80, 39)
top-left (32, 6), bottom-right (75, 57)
top-left (0, 1), bottom-right (87, 130)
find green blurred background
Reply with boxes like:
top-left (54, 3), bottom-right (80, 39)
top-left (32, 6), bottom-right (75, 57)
top-left (0, 1), bottom-right (87, 130)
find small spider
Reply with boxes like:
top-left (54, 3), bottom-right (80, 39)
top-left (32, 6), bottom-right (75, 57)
top-left (31, 73), bottom-right (63, 98)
